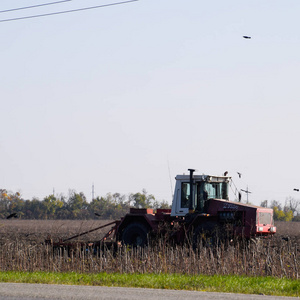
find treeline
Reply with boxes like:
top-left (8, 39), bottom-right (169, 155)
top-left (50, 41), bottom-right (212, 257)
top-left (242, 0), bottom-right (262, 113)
top-left (1, 188), bottom-right (299, 221)
top-left (260, 198), bottom-right (300, 222)
top-left (0, 189), bottom-right (170, 220)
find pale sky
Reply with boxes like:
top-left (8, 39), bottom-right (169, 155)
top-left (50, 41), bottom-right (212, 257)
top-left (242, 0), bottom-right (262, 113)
top-left (1, 0), bottom-right (300, 206)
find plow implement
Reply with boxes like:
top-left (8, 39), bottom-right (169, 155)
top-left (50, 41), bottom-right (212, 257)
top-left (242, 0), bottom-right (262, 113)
top-left (45, 220), bottom-right (121, 253)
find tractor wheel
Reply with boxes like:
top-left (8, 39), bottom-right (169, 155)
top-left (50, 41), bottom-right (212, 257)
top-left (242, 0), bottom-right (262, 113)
top-left (121, 223), bottom-right (149, 247)
top-left (193, 222), bottom-right (220, 250)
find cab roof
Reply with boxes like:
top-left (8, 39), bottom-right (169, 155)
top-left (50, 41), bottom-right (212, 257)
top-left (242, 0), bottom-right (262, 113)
top-left (175, 174), bottom-right (231, 182)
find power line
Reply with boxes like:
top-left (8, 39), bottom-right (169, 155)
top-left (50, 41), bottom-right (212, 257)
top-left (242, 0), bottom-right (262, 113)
top-left (0, 0), bottom-right (72, 14)
top-left (0, 0), bottom-right (138, 23)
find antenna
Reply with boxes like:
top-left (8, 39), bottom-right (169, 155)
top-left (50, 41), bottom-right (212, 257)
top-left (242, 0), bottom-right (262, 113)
top-left (167, 160), bottom-right (173, 201)
top-left (92, 183), bottom-right (95, 201)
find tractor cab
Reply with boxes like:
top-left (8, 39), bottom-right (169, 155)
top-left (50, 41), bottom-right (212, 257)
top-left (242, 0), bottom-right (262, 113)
top-left (171, 169), bottom-right (230, 217)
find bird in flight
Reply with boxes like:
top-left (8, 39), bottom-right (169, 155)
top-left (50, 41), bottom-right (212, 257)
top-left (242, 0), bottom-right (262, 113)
top-left (294, 188), bottom-right (299, 192)
top-left (237, 172), bottom-right (242, 178)
top-left (7, 213), bottom-right (18, 219)
top-left (243, 36), bottom-right (251, 39)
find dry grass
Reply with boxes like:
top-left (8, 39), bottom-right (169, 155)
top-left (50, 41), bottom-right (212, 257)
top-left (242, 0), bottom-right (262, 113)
top-left (0, 236), bottom-right (298, 279)
top-left (274, 221), bottom-right (300, 237)
top-left (0, 220), bottom-right (299, 279)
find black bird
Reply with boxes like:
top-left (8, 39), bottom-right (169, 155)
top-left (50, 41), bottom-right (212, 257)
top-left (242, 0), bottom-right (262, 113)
top-left (223, 171), bottom-right (228, 176)
top-left (6, 213), bottom-right (17, 219)
top-left (237, 172), bottom-right (242, 178)
top-left (294, 188), bottom-right (299, 192)
top-left (243, 36), bottom-right (251, 39)
top-left (94, 212), bottom-right (102, 217)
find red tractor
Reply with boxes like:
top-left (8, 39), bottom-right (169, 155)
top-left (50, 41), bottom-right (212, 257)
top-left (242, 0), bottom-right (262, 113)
top-left (114, 169), bottom-right (276, 247)
top-left (49, 169), bottom-right (276, 249)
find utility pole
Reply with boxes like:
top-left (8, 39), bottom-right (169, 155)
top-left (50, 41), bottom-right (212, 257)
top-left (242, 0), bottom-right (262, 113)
top-left (241, 186), bottom-right (251, 204)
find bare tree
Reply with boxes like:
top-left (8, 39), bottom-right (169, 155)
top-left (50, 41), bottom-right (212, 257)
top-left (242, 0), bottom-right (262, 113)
top-left (260, 200), bottom-right (268, 208)
top-left (285, 197), bottom-right (300, 214)
top-left (270, 200), bottom-right (282, 211)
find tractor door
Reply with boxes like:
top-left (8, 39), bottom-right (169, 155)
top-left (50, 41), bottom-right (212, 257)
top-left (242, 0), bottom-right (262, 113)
top-left (171, 181), bottom-right (193, 216)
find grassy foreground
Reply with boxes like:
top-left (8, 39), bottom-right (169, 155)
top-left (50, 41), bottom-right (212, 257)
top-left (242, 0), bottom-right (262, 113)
top-left (0, 271), bottom-right (299, 297)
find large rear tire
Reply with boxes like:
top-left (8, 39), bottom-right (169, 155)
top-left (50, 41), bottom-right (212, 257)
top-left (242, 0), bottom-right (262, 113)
top-left (121, 223), bottom-right (149, 247)
top-left (193, 222), bottom-right (220, 250)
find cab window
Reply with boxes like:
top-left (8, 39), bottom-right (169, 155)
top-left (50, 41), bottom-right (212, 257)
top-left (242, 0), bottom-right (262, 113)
top-left (181, 182), bottom-right (190, 208)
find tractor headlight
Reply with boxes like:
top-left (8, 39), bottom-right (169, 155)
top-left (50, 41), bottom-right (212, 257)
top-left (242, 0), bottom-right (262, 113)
top-left (269, 227), bottom-right (276, 233)
top-left (258, 227), bottom-right (263, 232)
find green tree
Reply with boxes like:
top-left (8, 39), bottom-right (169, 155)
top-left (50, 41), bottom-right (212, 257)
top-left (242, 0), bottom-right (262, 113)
top-left (0, 190), bottom-right (24, 218)
top-left (284, 210), bottom-right (294, 222)
top-left (129, 189), bottom-right (155, 208)
top-left (159, 200), bottom-right (171, 209)
top-left (89, 193), bottom-right (130, 219)
top-left (0, 189), bottom-right (11, 218)
top-left (27, 198), bottom-right (44, 219)
top-left (42, 195), bottom-right (64, 219)
top-left (67, 191), bottom-right (88, 219)
top-left (0, 188), bottom-right (169, 220)
top-left (273, 206), bottom-right (293, 222)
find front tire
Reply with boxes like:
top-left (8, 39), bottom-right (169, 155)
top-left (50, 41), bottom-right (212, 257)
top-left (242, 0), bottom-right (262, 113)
top-left (121, 223), bottom-right (149, 247)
